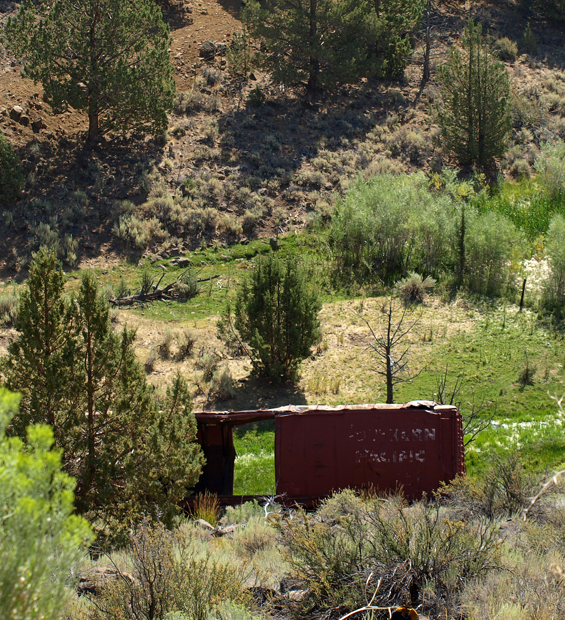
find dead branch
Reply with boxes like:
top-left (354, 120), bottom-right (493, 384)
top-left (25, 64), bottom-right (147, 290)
top-left (109, 273), bottom-right (220, 307)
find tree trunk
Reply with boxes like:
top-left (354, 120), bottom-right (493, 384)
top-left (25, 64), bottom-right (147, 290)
top-left (307, 0), bottom-right (319, 93)
top-left (88, 110), bottom-right (99, 142)
top-left (421, 0), bottom-right (431, 86)
top-left (385, 303), bottom-right (394, 403)
top-left (82, 324), bottom-right (96, 503)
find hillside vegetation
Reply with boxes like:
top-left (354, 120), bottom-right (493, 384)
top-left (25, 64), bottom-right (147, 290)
top-left (1, 0), bottom-right (565, 618)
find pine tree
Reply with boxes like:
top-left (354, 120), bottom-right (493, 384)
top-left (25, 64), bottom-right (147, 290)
top-left (436, 20), bottom-right (511, 169)
top-left (3, 0), bottom-right (175, 142)
top-left (238, 0), bottom-right (423, 92)
top-left (218, 254), bottom-right (321, 383)
top-left (1, 253), bottom-right (203, 540)
top-left (1, 249), bottom-right (76, 440)
top-left (0, 132), bottom-right (24, 204)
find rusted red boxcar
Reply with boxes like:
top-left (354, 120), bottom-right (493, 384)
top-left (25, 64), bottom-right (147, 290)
top-left (193, 401), bottom-right (465, 503)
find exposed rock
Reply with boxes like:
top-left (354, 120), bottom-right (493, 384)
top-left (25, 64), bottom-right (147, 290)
top-left (269, 237), bottom-right (279, 250)
top-left (9, 105), bottom-right (23, 120)
top-left (199, 40), bottom-right (216, 59)
top-left (31, 115), bottom-right (46, 130)
top-left (176, 257), bottom-right (191, 267)
top-left (194, 518), bottom-right (216, 531)
top-left (77, 567), bottom-right (136, 597)
top-left (19, 114), bottom-right (29, 127)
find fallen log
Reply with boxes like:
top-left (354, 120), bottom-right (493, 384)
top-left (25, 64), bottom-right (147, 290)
top-left (109, 273), bottom-right (220, 307)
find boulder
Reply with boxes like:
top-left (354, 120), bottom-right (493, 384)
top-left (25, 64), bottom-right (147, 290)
top-left (199, 40), bottom-right (216, 59)
top-left (77, 566), bottom-right (136, 597)
top-left (9, 105), bottom-right (23, 121)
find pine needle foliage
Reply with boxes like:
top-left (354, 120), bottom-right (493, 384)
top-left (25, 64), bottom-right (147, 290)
top-left (239, 0), bottom-right (423, 92)
top-left (0, 250), bottom-right (204, 542)
top-left (3, 0), bottom-right (175, 141)
top-left (218, 254), bottom-right (321, 384)
top-left (436, 19), bottom-right (512, 169)
top-left (0, 132), bottom-right (23, 204)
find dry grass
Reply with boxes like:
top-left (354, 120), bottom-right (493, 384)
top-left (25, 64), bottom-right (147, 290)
top-left (123, 295), bottom-right (474, 410)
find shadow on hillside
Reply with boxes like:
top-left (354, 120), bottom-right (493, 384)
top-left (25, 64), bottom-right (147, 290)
top-left (216, 78), bottom-right (413, 184)
top-left (215, 0), bottom-right (242, 19)
top-left (203, 375), bottom-right (308, 411)
top-left (0, 135), bottom-right (165, 279)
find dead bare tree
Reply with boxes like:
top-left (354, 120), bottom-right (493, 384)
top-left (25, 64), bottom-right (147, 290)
top-left (357, 299), bottom-right (421, 404)
top-left (434, 366), bottom-right (496, 446)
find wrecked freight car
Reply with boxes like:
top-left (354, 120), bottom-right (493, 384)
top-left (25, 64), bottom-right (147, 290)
top-left (190, 401), bottom-right (465, 505)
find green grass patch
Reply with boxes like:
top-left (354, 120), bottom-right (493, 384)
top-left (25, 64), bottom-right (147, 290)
top-left (233, 421), bottom-right (276, 495)
top-left (475, 177), bottom-right (565, 239)
top-left (394, 304), bottom-right (565, 475)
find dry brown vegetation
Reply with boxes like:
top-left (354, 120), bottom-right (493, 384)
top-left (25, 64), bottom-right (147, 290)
top-left (1, 0), bottom-right (565, 274)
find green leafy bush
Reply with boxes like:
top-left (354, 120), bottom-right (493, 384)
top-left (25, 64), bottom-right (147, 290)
top-left (0, 132), bottom-right (24, 203)
top-left (464, 209), bottom-right (523, 297)
top-left (542, 214), bottom-right (565, 315)
top-left (218, 254), bottom-right (321, 383)
top-left (329, 174), bottom-right (456, 285)
top-left (0, 388), bottom-right (93, 620)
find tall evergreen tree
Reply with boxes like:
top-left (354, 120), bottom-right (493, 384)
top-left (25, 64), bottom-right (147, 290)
top-left (238, 0), bottom-right (423, 92)
top-left (436, 20), bottom-right (511, 169)
top-left (1, 252), bottom-right (203, 540)
top-left (3, 0), bottom-right (175, 141)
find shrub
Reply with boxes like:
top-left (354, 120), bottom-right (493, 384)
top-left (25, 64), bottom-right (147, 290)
top-left (0, 388), bottom-right (93, 620)
top-left (509, 158), bottom-right (532, 179)
top-left (436, 20), bottom-right (512, 169)
top-left (464, 210), bottom-right (523, 297)
top-left (0, 132), bottom-right (24, 203)
top-left (521, 23), bottom-right (537, 54)
top-left (493, 37), bottom-right (518, 61)
top-left (329, 174), bottom-right (456, 285)
top-left (462, 552), bottom-right (565, 620)
top-left (218, 254), bottom-right (321, 383)
top-left (395, 272), bottom-right (436, 304)
top-left (221, 500), bottom-right (265, 526)
top-left (144, 347), bottom-right (158, 373)
top-left (176, 330), bottom-right (196, 359)
top-left (195, 350), bottom-right (219, 383)
top-left (279, 491), bottom-right (502, 616)
top-left (210, 368), bottom-right (237, 400)
top-left (232, 516), bottom-right (277, 558)
top-left (534, 141), bottom-right (565, 202)
top-left (542, 214), bottom-right (565, 315)
top-left (158, 329), bottom-right (175, 359)
top-left (0, 293), bottom-right (18, 326)
top-left (113, 214), bottom-right (169, 249)
top-left (85, 518), bottom-right (245, 620)
top-left (443, 454), bottom-right (539, 520)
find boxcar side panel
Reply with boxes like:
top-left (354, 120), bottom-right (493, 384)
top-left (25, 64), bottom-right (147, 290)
top-left (275, 407), bottom-right (464, 499)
